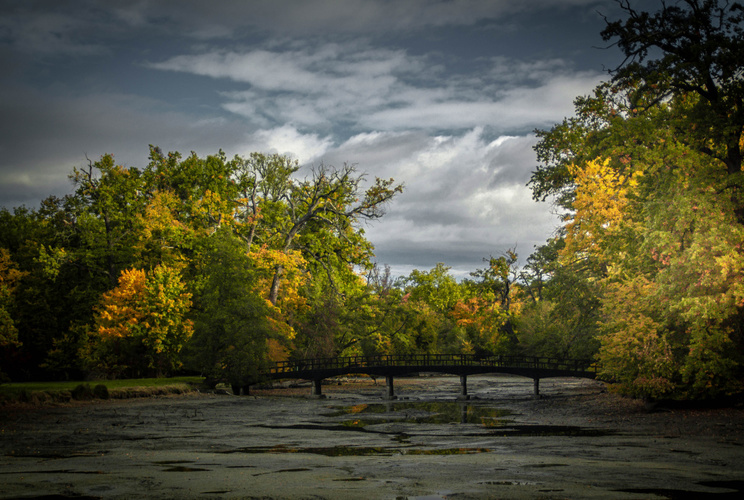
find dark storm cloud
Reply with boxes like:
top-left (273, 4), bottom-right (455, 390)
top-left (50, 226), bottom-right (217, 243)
top-left (0, 0), bottom-right (621, 275)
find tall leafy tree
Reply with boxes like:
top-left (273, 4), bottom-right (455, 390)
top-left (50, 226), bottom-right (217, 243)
top-left (0, 249), bottom-right (25, 380)
top-left (528, 0), bottom-right (744, 399)
top-left (185, 228), bottom-right (272, 390)
top-left (602, 0), bottom-right (744, 176)
top-left (69, 154), bottom-right (146, 288)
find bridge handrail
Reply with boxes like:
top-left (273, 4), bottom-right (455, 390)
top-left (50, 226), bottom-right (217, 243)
top-left (266, 354), bottom-right (599, 375)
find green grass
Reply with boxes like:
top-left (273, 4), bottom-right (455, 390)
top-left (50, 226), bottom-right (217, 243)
top-left (0, 376), bottom-right (204, 398)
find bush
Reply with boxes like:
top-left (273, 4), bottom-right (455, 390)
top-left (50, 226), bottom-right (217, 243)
top-left (93, 384), bottom-right (109, 399)
top-left (71, 383), bottom-right (94, 400)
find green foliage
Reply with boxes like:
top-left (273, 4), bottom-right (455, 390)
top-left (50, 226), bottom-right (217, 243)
top-left (0, 145), bottom-right (403, 383)
top-left (84, 264), bottom-right (193, 378)
top-left (516, 251), bottom-right (602, 360)
top-left (399, 263), bottom-right (462, 313)
top-left (184, 228), bottom-right (272, 387)
top-left (527, 0), bottom-right (744, 399)
top-left (601, 0), bottom-right (744, 175)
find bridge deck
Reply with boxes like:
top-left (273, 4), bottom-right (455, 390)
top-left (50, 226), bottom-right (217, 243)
top-left (260, 354), bottom-right (600, 398)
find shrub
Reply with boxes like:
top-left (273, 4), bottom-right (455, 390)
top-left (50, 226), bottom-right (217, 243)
top-left (93, 384), bottom-right (109, 399)
top-left (71, 383), bottom-right (94, 400)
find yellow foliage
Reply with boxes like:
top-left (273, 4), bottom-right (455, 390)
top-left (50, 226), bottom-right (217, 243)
top-left (267, 338), bottom-right (290, 363)
top-left (249, 245), bottom-right (309, 340)
top-left (135, 191), bottom-right (192, 266)
top-left (91, 264), bottom-right (193, 372)
top-left (563, 158), bottom-right (643, 261)
top-left (97, 268), bottom-right (147, 339)
top-left (450, 297), bottom-right (510, 354)
top-left (192, 189), bottom-right (236, 229)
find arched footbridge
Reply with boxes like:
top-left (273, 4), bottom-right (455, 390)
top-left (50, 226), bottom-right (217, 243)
top-left (260, 354), bottom-right (601, 399)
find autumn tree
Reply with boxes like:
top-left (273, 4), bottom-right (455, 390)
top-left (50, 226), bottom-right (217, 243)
top-left (85, 264), bottom-right (193, 378)
top-left (0, 249), bottom-right (25, 380)
top-left (0, 145), bottom-right (402, 382)
top-left (458, 253), bottom-right (521, 355)
top-left (528, 0), bottom-right (744, 399)
top-left (265, 162), bottom-right (402, 306)
top-left (602, 0), bottom-right (744, 176)
top-left (69, 154), bottom-right (146, 288)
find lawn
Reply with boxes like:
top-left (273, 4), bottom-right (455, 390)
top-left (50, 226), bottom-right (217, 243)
top-left (0, 376), bottom-right (205, 403)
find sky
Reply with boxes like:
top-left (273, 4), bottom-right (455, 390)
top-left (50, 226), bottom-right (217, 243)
top-left (0, 0), bottom-right (629, 278)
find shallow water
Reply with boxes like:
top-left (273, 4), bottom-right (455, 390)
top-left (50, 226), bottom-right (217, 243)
top-left (1, 374), bottom-right (742, 499)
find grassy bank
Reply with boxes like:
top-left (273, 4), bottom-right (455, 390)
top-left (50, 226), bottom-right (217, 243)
top-left (0, 376), bottom-right (205, 405)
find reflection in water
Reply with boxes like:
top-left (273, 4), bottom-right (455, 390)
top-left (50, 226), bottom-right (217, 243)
top-left (327, 401), bottom-right (513, 427)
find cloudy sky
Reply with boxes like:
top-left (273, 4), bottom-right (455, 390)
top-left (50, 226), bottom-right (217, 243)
top-left (0, 0), bottom-right (628, 278)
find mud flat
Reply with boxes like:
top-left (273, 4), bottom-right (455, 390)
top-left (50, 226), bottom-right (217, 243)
top-left (1, 374), bottom-right (743, 499)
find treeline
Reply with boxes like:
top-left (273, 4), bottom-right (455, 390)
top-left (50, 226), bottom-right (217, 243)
top-left (0, 148), bottom-right (549, 388)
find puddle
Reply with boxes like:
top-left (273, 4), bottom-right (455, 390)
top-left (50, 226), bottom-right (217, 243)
top-left (218, 444), bottom-right (491, 457)
top-left (326, 401), bottom-right (512, 427)
top-left (162, 466), bottom-right (210, 472)
top-left (398, 495), bottom-right (450, 500)
top-left (617, 480), bottom-right (744, 499)
top-left (253, 467), bottom-right (312, 476)
top-left (490, 425), bottom-right (613, 437)
top-left (480, 480), bottom-right (535, 486)
top-left (220, 445), bottom-right (394, 456)
top-left (2, 497), bottom-right (102, 500)
top-left (1, 469), bottom-right (106, 475)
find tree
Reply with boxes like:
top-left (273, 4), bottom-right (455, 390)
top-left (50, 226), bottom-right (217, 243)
top-left (0, 249), bottom-right (25, 380)
top-left (516, 239), bottom-right (602, 359)
top-left (69, 154), bottom-right (146, 288)
top-left (86, 264), bottom-right (193, 378)
top-left (185, 228), bottom-right (272, 390)
top-left (461, 251), bottom-right (521, 354)
top-left (519, 243), bottom-right (559, 303)
top-left (602, 0), bottom-right (744, 175)
top-left (0, 146), bottom-right (403, 382)
top-left (527, 1), bottom-right (744, 399)
top-left (266, 163), bottom-right (402, 306)
top-left (400, 263), bottom-right (462, 313)
top-left (450, 296), bottom-right (511, 356)
top-left (0, 201), bottom-right (103, 380)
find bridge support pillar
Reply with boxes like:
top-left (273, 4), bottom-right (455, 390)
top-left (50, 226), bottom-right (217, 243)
top-left (311, 379), bottom-right (325, 398)
top-left (533, 378), bottom-right (540, 398)
top-left (385, 375), bottom-right (397, 400)
top-left (457, 375), bottom-right (470, 400)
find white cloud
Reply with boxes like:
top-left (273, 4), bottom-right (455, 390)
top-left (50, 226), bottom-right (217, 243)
top-left (241, 125), bottom-right (334, 162)
top-left (322, 129), bottom-right (557, 275)
top-left (149, 43), bottom-right (603, 136)
top-left (362, 72), bottom-right (603, 132)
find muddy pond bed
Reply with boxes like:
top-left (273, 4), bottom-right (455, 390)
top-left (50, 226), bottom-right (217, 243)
top-left (1, 374), bottom-right (743, 499)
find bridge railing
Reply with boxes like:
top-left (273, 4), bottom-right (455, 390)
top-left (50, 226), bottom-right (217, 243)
top-left (266, 354), bottom-right (599, 376)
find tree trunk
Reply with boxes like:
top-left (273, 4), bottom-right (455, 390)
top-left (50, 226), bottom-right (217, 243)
top-left (268, 264), bottom-right (283, 306)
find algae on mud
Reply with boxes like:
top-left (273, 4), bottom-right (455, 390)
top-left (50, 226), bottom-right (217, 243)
top-left (1, 374), bottom-right (742, 500)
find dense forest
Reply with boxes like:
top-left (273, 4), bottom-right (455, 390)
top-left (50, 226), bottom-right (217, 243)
top-left (1, 0), bottom-right (743, 400)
